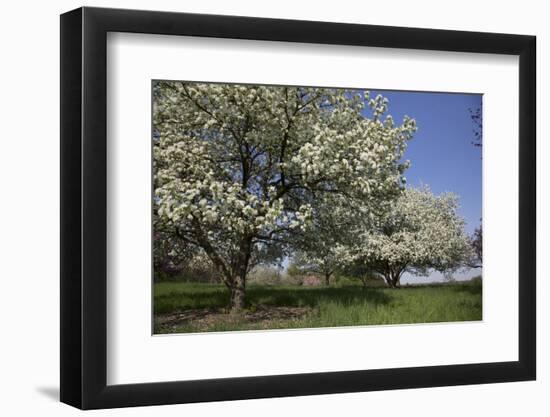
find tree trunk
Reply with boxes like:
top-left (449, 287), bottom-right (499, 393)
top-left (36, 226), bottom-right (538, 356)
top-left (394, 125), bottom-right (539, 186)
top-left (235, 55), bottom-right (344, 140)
top-left (390, 271), bottom-right (401, 288)
top-left (325, 272), bottom-right (331, 286)
top-left (393, 274), bottom-right (401, 288)
top-left (228, 238), bottom-right (251, 312)
top-left (229, 269), bottom-right (247, 312)
top-left (230, 283), bottom-right (245, 312)
top-left (383, 271), bottom-right (401, 288)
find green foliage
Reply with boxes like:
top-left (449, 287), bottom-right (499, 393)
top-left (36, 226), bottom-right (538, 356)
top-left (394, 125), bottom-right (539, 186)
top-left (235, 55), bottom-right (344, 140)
top-left (286, 262), bottom-right (302, 277)
top-left (467, 275), bottom-right (482, 285)
top-left (154, 281), bottom-right (482, 333)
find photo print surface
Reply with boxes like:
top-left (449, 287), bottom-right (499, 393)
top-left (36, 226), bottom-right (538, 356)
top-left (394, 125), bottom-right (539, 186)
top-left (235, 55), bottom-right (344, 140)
top-left (152, 81), bottom-right (482, 334)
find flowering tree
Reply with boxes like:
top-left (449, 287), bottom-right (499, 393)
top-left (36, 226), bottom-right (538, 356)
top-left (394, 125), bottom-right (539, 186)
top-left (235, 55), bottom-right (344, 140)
top-left (291, 194), bottom-right (368, 286)
top-left (153, 229), bottom-right (194, 279)
top-left (153, 210), bottom-right (197, 280)
top-left (153, 81), bottom-right (416, 310)
top-left (293, 244), bottom-right (349, 286)
top-left (353, 187), bottom-right (473, 288)
top-left (469, 225), bottom-right (482, 268)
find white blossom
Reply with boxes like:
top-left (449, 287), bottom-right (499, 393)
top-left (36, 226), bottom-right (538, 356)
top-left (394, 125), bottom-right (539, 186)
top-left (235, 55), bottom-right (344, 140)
top-left (351, 186), bottom-right (473, 287)
top-left (153, 81), bottom-right (416, 306)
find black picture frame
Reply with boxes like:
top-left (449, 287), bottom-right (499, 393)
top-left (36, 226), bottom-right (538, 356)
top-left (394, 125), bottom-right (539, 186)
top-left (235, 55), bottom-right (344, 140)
top-left (60, 6), bottom-right (536, 410)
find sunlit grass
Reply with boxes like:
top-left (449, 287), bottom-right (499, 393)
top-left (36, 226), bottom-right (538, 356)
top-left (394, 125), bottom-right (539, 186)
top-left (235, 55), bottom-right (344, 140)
top-left (154, 280), bottom-right (482, 334)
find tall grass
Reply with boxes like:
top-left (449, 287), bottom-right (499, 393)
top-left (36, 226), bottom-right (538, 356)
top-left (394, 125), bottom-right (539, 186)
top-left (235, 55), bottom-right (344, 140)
top-left (154, 280), bottom-right (482, 334)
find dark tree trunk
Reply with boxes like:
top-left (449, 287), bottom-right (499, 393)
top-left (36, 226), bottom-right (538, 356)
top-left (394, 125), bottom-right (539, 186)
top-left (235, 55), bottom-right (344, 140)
top-left (325, 272), bottom-right (331, 286)
top-left (390, 270), bottom-right (402, 288)
top-left (230, 283), bottom-right (245, 312)
top-left (383, 273), bottom-right (395, 288)
top-left (228, 237), bottom-right (252, 312)
top-left (394, 274), bottom-right (401, 288)
top-left (383, 269), bottom-right (402, 289)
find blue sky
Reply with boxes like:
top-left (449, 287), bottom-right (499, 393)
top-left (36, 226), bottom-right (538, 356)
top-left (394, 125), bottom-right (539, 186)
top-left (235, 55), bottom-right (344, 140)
top-left (368, 90), bottom-right (483, 235)
top-left (368, 89), bottom-right (482, 281)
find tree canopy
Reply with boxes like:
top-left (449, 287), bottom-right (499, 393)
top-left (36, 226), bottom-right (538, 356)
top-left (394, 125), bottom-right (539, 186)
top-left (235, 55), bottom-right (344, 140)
top-left (351, 187), bottom-right (473, 287)
top-left (153, 82), bottom-right (416, 309)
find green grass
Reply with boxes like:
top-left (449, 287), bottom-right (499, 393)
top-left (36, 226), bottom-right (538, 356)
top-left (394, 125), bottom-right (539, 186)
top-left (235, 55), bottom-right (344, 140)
top-left (154, 280), bottom-right (482, 334)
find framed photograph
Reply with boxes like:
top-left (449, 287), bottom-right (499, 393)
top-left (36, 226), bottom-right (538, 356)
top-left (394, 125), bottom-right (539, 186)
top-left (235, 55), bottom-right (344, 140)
top-left (60, 6), bottom-right (536, 409)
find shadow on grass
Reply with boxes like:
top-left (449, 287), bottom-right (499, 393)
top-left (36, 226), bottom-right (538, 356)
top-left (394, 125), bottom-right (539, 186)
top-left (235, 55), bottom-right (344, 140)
top-left (155, 289), bottom-right (229, 313)
top-left (248, 285), bottom-right (392, 308)
top-left (449, 282), bottom-right (483, 296)
top-left (155, 284), bottom-right (393, 313)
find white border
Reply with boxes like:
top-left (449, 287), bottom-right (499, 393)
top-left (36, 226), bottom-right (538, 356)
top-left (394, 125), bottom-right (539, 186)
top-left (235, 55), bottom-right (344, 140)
top-left (106, 32), bottom-right (518, 385)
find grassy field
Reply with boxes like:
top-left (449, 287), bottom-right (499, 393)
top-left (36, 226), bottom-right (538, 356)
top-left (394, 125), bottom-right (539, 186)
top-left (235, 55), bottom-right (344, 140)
top-left (154, 279), bottom-right (482, 334)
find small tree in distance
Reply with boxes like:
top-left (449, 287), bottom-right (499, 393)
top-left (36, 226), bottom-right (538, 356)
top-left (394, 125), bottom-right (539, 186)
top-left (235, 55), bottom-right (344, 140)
top-left (290, 194), bottom-right (366, 286)
top-left (469, 104), bottom-right (482, 269)
top-left (469, 107), bottom-right (482, 150)
top-left (352, 187), bottom-right (473, 288)
top-left (469, 225), bottom-right (482, 268)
